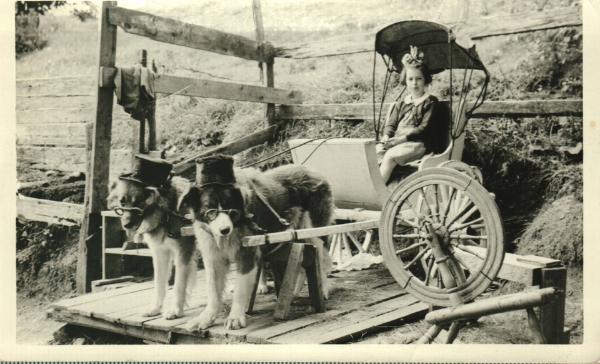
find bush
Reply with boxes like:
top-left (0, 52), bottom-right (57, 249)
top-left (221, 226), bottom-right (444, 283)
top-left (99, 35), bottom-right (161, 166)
top-left (15, 13), bottom-right (47, 57)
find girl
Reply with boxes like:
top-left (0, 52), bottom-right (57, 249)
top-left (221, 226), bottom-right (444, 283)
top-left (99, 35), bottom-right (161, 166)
top-left (378, 46), bottom-right (441, 183)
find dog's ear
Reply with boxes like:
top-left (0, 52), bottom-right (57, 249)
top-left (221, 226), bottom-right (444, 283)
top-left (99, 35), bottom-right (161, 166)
top-left (144, 186), bottom-right (160, 206)
top-left (106, 181), bottom-right (120, 209)
top-left (177, 186), bottom-right (200, 214)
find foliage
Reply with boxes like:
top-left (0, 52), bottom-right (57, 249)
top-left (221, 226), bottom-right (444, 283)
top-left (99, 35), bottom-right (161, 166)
top-left (15, 13), bottom-right (47, 57)
top-left (15, 1), bottom-right (66, 15)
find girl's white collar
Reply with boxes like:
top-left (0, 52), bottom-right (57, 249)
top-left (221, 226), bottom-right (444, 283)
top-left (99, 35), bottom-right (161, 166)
top-left (404, 92), bottom-right (429, 106)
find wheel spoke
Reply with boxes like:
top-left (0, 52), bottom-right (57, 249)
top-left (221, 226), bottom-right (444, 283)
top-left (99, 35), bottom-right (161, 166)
top-left (403, 247), bottom-right (429, 270)
top-left (393, 233), bottom-right (428, 239)
top-left (446, 203), bottom-right (477, 228)
top-left (395, 214), bottom-right (420, 228)
top-left (395, 240), bottom-right (428, 255)
top-left (419, 187), bottom-right (437, 223)
top-left (455, 244), bottom-right (486, 260)
top-left (451, 234), bottom-right (488, 240)
top-left (448, 217), bottom-right (484, 233)
top-left (441, 187), bottom-right (457, 225)
top-left (424, 255), bottom-right (435, 285)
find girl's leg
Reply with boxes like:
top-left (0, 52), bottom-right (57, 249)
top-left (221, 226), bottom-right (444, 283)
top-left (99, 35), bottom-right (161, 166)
top-left (379, 143), bottom-right (426, 183)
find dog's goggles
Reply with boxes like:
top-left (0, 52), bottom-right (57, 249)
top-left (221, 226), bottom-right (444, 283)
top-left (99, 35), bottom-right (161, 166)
top-left (203, 208), bottom-right (241, 222)
top-left (113, 206), bottom-right (144, 216)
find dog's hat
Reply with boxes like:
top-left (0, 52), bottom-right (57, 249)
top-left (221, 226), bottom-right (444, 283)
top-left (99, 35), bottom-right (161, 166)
top-left (195, 154), bottom-right (235, 186)
top-left (119, 154), bottom-right (173, 187)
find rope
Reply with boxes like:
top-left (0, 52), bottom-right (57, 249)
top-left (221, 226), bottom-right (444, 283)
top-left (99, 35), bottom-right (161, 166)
top-left (299, 136), bottom-right (338, 165)
top-left (240, 137), bottom-right (319, 168)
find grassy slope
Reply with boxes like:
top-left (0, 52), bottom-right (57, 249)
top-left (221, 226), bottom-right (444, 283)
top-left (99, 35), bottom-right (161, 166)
top-left (16, 0), bottom-right (582, 344)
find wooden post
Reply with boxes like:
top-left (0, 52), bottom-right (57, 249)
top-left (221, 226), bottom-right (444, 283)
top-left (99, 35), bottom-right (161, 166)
top-left (76, 1), bottom-right (118, 293)
top-left (304, 243), bottom-right (326, 313)
top-left (136, 49), bottom-right (146, 153)
top-left (273, 243), bottom-right (305, 320)
top-left (252, 0), bottom-right (276, 126)
top-left (538, 266), bottom-right (568, 343)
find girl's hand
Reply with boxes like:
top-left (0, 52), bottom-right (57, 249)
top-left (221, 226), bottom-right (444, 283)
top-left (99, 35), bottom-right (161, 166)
top-left (381, 135), bottom-right (389, 143)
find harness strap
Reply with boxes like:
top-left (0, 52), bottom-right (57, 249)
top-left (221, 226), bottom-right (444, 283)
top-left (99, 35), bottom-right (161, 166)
top-left (247, 179), bottom-right (290, 228)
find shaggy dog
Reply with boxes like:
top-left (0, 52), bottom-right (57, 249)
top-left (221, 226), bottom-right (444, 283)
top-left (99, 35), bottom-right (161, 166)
top-left (107, 158), bottom-right (197, 320)
top-left (178, 155), bottom-right (334, 331)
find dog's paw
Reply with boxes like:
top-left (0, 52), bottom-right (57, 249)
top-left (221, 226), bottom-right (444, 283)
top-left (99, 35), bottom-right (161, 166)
top-left (256, 282), bottom-right (269, 295)
top-left (163, 306), bottom-right (184, 320)
top-left (224, 312), bottom-right (247, 330)
top-left (142, 306), bottom-right (162, 317)
top-left (183, 309), bottom-right (217, 331)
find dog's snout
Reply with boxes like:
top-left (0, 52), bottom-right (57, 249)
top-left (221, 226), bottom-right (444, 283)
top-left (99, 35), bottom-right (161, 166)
top-left (220, 226), bottom-right (231, 235)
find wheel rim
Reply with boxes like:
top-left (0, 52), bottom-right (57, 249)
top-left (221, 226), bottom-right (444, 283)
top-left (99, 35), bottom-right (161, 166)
top-left (380, 167), bottom-right (504, 306)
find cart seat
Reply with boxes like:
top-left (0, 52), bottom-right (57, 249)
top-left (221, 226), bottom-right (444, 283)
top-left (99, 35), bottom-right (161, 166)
top-left (289, 138), bottom-right (388, 211)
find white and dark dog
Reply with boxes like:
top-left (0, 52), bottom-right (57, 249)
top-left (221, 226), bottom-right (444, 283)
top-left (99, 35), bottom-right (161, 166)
top-left (178, 155), bottom-right (334, 330)
top-left (107, 155), bottom-right (197, 320)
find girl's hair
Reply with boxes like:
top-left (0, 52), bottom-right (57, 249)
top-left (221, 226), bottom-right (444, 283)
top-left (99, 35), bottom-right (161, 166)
top-left (399, 64), bottom-right (433, 86)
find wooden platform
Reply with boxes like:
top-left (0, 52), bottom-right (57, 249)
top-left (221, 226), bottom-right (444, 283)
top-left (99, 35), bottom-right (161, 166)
top-left (47, 266), bottom-right (428, 344)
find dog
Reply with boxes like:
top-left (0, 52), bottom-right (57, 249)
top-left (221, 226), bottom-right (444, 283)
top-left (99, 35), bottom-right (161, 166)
top-left (106, 155), bottom-right (197, 320)
top-left (177, 155), bottom-right (334, 331)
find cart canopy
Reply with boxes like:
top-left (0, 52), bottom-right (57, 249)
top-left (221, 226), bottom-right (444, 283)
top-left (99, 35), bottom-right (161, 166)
top-left (375, 20), bottom-right (487, 74)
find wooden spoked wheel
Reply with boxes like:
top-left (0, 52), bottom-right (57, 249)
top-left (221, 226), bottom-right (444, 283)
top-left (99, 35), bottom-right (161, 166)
top-left (380, 167), bottom-right (504, 307)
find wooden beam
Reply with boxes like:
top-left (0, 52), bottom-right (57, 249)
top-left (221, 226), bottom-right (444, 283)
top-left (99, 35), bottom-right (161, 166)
top-left (107, 6), bottom-right (274, 62)
top-left (16, 95), bottom-right (94, 111)
top-left (276, 7), bottom-right (581, 59)
top-left (100, 67), bottom-right (302, 105)
top-left (17, 195), bottom-right (84, 226)
top-left (242, 219), bottom-right (379, 247)
top-left (275, 99), bottom-right (583, 121)
top-left (16, 123), bottom-right (89, 147)
top-left (425, 287), bottom-right (557, 325)
top-left (77, 1), bottom-right (118, 294)
top-left (173, 124), bottom-right (279, 174)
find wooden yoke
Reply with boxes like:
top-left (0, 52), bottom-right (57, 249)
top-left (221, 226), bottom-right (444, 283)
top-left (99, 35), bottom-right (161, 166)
top-left (77, 1), bottom-right (118, 293)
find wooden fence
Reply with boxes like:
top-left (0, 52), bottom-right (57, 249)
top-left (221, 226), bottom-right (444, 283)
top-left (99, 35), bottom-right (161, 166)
top-left (15, 2), bottom-right (582, 293)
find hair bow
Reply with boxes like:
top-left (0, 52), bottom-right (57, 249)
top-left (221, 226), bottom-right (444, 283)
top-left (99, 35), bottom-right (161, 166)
top-left (401, 45), bottom-right (424, 67)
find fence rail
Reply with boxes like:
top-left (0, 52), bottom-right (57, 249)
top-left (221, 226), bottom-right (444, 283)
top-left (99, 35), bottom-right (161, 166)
top-left (17, 195), bottom-right (84, 226)
top-left (107, 6), bottom-right (274, 62)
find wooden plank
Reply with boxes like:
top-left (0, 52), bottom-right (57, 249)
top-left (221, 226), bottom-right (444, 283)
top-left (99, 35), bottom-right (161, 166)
top-left (16, 122), bottom-right (89, 146)
top-left (173, 124), bottom-right (279, 175)
top-left (105, 247), bottom-right (152, 257)
top-left (51, 279), bottom-right (154, 309)
top-left (100, 68), bottom-right (302, 105)
top-left (17, 195), bottom-right (84, 226)
top-left (245, 270), bottom-right (402, 343)
top-left (316, 302), bottom-right (429, 344)
top-left (16, 95), bottom-right (95, 111)
top-left (270, 293), bottom-right (423, 343)
top-left (454, 247), bottom-right (541, 286)
top-left (242, 219), bottom-right (379, 247)
top-left (77, 1), bottom-right (118, 294)
top-left (16, 108), bottom-right (94, 124)
top-left (275, 100), bottom-right (583, 121)
top-left (107, 6), bottom-right (274, 62)
top-left (47, 308), bottom-right (172, 343)
top-left (276, 7), bottom-right (580, 59)
top-left (16, 76), bottom-right (95, 96)
top-left (17, 146), bottom-right (132, 176)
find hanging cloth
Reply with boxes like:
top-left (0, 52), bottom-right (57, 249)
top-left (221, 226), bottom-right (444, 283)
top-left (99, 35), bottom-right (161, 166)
top-left (113, 65), bottom-right (156, 122)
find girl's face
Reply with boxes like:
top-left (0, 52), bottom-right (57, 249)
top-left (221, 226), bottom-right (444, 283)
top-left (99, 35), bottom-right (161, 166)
top-left (405, 67), bottom-right (426, 98)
